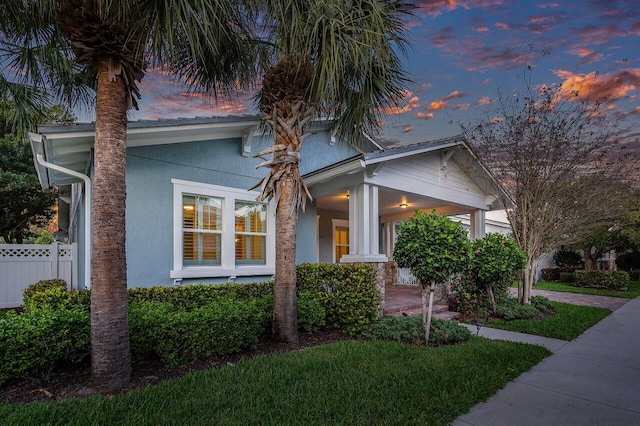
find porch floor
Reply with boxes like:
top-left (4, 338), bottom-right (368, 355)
top-left (384, 285), bottom-right (459, 320)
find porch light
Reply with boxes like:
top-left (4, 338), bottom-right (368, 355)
top-left (399, 203), bottom-right (407, 209)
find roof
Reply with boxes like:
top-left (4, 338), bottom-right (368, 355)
top-left (304, 134), bottom-right (511, 208)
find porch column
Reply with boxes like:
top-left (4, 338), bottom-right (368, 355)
top-left (470, 209), bottom-right (486, 240)
top-left (341, 183), bottom-right (387, 263)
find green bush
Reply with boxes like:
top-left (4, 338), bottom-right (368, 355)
top-left (128, 299), bottom-right (266, 367)
top-left (23, 287), bottom-right (91, 312)
top-left (297, 263), bottom-right (380, 335)
top-left (575, 270), bottom-right (629, 290)
top-left (297, 295), bottom-right (326, 332)
top-left (531, 296), bottom-right (554, 313)
top-left (558, 272), bottom-right (576, 283)
top-left (23, 279), bottom-right (67, 302)
top-left (541, 268), bottom-right (561, 282)
top-left (361, 316), bottom-right (471, 346)
top-left (127, 282), bottom-right (273, 310)
top-left (450, 275), bottom-right (490, 320)
top-left (495, 298), bottom-right (539, 320)
top-left (0, 307), bottom-right (90, 386)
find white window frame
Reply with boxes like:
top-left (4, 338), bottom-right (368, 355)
top-left (332, 219), bottom-right (349, 263)
top-left (170, 179), bottom-right (275, 279)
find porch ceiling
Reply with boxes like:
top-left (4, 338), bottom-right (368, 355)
top-left (315, 189), bottom-right (470, 217)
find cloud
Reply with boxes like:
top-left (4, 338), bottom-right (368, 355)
top-left (571, 24), bottom-right (625, 46)
top-left (454, 104), bottom-right (471, 110)
top-left (425, 91), bottom-right (468, 112)
top-left (430, 27), bottom-right (456, 48)
top-left (383, 92), bottom-right (421, 115)
top-left (462, 46), bottom-right (526, 71)
top-left (416, 0), bottom-right (505, 17)
top-left (554, 68), bottom-right (640, 102)
top-left (401, 126), bottom-right (414, 133)
top-left (494, 22), bottom-right (510, 30)
top-left (416, 112), bottom-right (435, 120)
top-left (524, 12), bottom-right (568, 34)
top-left (631, 22), bottom-right (640, 36)
top-left (476, 96), bottom-right (492, 105)
top-left (566, 47), bottom-right (605, 66)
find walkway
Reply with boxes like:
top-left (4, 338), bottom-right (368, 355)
top-left (384, 285), bottom-right (457, 320)
top-left (511, 287), bottom-right (629, 310)
top-left (454, 296), bottom-right (640, 425)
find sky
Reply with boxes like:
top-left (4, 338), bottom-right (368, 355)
top-left (117, 0), bottom-right (640, 150)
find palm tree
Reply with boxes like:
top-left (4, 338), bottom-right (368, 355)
top-left (2, 0), bottom-right (256, 393)
top-left (252, 0), bottom-right (415, 344)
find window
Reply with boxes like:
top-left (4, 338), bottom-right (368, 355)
top-left (171, 179), bottom-right (274, 279)
top-left (234, 201), bottom-right (267, 265)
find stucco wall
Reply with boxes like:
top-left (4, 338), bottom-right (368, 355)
top-left (123, 128), bottom-right (356, 288)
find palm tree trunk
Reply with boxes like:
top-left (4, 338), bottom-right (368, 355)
top-left (90, 57), bottom-right (131, 392)
top-left (273, 173), bottom-right (299, 344)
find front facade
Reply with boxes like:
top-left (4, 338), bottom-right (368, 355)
top-left (30, 117), bottom-right (508, 290)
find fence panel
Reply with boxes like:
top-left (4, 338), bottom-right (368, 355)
top-left (0, 243), bottom-right (76, 309)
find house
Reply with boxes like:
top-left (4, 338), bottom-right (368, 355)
top-left (29, 116), bottom-right (509, 291)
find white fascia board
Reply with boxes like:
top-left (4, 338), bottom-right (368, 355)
top-left (303, 159), bottom-right (365, 186)
top-left (363, 141), bottom-right (461, 165)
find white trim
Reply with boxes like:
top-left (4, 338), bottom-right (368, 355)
top-left (170, 179), bottom-right (275, 279)
top-left (332, 219), bottom-right (349, 263)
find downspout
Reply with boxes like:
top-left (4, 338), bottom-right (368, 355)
top-left (35, 153), bottom-right (92, 289)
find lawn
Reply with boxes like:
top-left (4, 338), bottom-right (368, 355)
top-left (0, 339), bottom-right (550, 426)
top-left (487, 301), bottom-right (611, 340)
top-left (532, 280), bottom-right (640, 299)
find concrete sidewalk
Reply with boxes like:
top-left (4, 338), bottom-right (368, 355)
top-left (454, 297), bottom-right (640, 426)
top-left (460, 323), bottom-right (569, 352)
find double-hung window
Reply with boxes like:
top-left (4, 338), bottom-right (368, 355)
top-left (171, 179), bottom-right (274, 279)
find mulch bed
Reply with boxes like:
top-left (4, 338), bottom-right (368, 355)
top-left (0, 329), bottom-right (353, 405)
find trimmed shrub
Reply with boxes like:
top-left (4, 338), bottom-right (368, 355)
top-left (450, 275), bottom-right (490, 320)
top-left (297, 295), bottom-right (326, 332)
top-left (541, 268), bottom-right (561, 282)
top-left (127, 282), bottom-right (274, 310)
top-left (23, 287), bottom-right (91, 312)
top-left (128, 299), bottom-right (266, 367)
top-left (558, 272), bottom-right (576, 284)
top-left (574, 270), bottom-right (629, 290)
top-left (297, 263), bottom-right (380, 335)
top-left (0, 307), bottom-right (90, 386)
top-left (23, 279), bottom-right (67, 302)
top-left (361, 316), bottom-right (471, 346)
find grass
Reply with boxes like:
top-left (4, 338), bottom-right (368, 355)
top-left (487, 301), bottom-right (611, 340)
top-left (0, 339), bottom-right (550, 425)
top-left (532, 280), bottom-right (640, 299)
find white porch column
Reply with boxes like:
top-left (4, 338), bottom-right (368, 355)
top-left (470, 209), bottom-right (486, 240)
top-left (340, 183), bottom-right (387, 263)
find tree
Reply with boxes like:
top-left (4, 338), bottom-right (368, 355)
top-left (461, 65), bottom-right (632, 304)
top-left (2, 0), bottom-right (256, 393)
top-left (0, 101), bottom-right (75, 243)
top-left (252, 0), bottom-right (416, 344)
top-left (469, 234), bottom-right (526, 314)
top-left (576, 194), bottom-right (640, 270)
top-left (393, 210), bottom-right (471, 344)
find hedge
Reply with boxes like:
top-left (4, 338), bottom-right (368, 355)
top-left (361, 316), bottom-right (471, 346)
top-left (297, 263), bottom-right (380, 334)
top-left (574, 270), bottom-right (629, 290)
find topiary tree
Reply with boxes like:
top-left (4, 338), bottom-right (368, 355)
top-left (469, 234), bottom-right (526, 315)
top-left (393, 210), bottom-right (472, 344)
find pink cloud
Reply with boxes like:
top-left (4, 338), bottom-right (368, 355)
top-left (476, 96), bottom-right (492, 105)
top-left (571, 24), bottom-right (625, 46)
top-left (554, 68), bottom-right (640, 102)
top-left (416, 112), bottom-right (435, 120)
top-left (494, 22), bottom-right (510, 30)
top-left (401, 126), bottom-right (414, 133)
top-left (455, 104), bottom-right (471, 110)
top-left (417, 0), bottom-right (505, 17)
top-left (631, 22), bottom-right (640, 36)
top-left (384, 92), bottom-right (421, 115)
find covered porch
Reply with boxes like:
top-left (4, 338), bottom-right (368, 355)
top-left (304, 135), bottom-right (509, 313)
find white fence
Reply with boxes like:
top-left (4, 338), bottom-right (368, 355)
top-left (397, 267), bottom-right (419, 285)
top-left (0, 243), bottom-right (77, 309)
